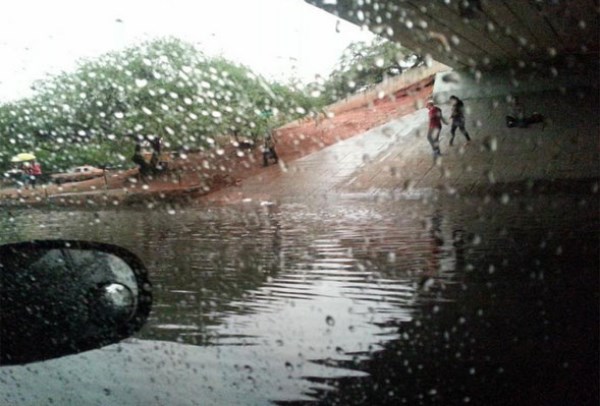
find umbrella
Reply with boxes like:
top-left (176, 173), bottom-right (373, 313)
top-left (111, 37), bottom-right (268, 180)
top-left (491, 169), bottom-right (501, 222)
top-left (10, 153), bottom-right (36, 163)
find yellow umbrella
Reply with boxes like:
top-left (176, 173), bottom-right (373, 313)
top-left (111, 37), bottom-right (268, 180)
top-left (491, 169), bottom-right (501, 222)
top-left (10, 153), bottom-right (36, 163)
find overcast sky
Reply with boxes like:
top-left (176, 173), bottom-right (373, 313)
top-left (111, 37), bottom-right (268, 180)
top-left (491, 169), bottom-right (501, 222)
top-left (0, 0), bottom-right (374, 101)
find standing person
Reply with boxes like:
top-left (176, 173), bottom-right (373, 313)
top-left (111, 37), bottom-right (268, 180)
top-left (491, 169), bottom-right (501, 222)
top-left (448, 95), bottom-right (471, 146)
top-left (132, 143), bottom-right (150, 181)
top-left (20, 162), bottom-right (31, 189)
top-left (30, 160), bottom-right (42, 189)
top-left (262, 129), bottom-right (279, 167)
top-left (149, 135), bottom-right (163, 171)
top-left (426, 101), bottom-right (447, 157)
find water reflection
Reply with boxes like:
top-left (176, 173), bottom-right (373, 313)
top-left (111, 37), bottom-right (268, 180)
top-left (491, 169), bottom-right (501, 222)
top-left (0, 193), bottom-right (596, 404)
top-left (0, 201), bottom-right (451, 400)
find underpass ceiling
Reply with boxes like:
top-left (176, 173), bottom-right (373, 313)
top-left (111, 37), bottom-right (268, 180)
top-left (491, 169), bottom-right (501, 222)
top-left (306, 0), bottom-right (599, 69)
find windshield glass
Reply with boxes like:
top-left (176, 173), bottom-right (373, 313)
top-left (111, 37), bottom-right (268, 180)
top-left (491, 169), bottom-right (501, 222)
top-left (0, 1), bottom-right (598, 405)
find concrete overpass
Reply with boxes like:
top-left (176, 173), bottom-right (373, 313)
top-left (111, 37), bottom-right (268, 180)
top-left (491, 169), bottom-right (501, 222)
top-left (306, 0), bottom-right (598, 70)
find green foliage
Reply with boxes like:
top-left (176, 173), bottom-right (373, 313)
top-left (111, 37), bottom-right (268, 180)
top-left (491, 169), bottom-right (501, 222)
top-left (0, 37), bottom-right (315, 172)
top-left (311, 36), bottom-right (424, 105)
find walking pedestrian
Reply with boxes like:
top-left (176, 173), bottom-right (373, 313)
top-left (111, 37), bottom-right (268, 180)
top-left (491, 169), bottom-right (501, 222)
top-left (426, 101), bottom-right (447, 157)
top-left (448, 95), bottom-right (471, 146)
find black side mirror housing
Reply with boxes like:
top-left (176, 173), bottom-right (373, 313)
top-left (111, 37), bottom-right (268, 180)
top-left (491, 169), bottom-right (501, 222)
top-left (0, 240), bottom-right (152, 365)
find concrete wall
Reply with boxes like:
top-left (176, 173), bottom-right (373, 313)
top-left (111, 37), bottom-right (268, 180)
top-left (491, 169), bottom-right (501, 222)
top-left (325, 61), bottom-right (450, 115)
top-left (433, 67), bottom-right (600, 103)
top-left (279, 61), bottom-right (449, 130)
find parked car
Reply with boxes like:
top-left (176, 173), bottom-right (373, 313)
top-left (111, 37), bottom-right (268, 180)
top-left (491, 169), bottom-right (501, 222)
top-left (51, 165), bottom-right (105, 184)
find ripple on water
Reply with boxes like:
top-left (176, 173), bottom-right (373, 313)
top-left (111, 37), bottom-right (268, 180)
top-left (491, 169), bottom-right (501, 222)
top-left (2, 197), bottom-right (545, 403)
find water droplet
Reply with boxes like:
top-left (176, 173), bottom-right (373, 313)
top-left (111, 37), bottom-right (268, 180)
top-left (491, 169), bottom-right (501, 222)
top-left (422, 277), bottom-right (435, 291)
top-left (325, 315), bottom-right (335, 326)
top-left (442, 72), bottom-right (460, 83)
top-left (135, 79), bottom-right (148, 88)
top-left (484, 136), bottom-right (497, 152)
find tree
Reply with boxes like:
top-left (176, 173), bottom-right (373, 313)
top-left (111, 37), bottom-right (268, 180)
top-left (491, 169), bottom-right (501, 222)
top-left (0, 38), bottom-right (317, 172)
top-left (314, 36), bottom-right (424, 104)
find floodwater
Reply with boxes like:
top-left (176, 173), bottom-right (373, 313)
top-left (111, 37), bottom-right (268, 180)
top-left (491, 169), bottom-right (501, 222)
top-left (0, 192), bottom-right (598, 405)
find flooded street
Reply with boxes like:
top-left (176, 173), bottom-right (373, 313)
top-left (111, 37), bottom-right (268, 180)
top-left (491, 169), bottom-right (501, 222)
top-left (1, 192), bottom-right (597, 405)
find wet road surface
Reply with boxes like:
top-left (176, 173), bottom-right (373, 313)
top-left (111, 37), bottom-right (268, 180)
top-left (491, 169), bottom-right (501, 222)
top-left (0, 191), bottom-right (597, 405)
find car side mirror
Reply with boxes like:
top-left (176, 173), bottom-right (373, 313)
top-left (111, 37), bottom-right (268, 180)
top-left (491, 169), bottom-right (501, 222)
top-left (0, 240), bottom-right (152, 365)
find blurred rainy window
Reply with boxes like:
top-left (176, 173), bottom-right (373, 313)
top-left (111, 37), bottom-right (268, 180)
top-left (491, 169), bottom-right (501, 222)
top-left (0, 0), bottom-right (598, 405)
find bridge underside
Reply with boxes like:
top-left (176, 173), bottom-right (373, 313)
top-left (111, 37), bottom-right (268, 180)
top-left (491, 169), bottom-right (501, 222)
top-left (307, 0), bottom-right (599, 70)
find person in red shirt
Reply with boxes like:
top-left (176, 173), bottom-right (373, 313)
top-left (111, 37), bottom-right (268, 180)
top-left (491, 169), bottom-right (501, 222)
top-left (426, 101), bottom-right (447, 157)
top-left (29, 160), bottom-right (42, 189)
